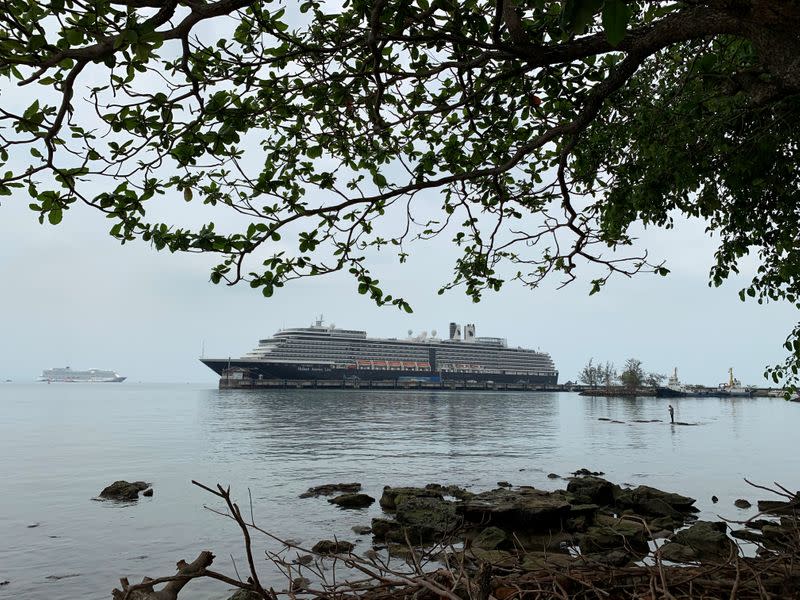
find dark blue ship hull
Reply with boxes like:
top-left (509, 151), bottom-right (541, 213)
top-left (201, 359), bottom-right (558, 385)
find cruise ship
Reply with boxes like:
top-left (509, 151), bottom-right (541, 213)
top-left (201, 319), bottom-right (558, 384)
top-left (41, 367), bottom-right (127, 383)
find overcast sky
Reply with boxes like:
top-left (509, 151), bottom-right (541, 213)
top-left (0, 187), bottom-right (795, 386)
top-left (0, 11), bottom-right (796, 387)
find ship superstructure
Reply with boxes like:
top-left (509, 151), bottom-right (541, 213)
top-left (41, 367), bottom-right (126, 383)
top-left (201, 318), bottom-right (558, 384)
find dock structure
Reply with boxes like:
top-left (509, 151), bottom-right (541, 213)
top-left (215, 370), bottom-right (784, 396)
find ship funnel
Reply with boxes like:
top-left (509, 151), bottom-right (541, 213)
top-left (464, 323), bottom-right (476, 342)
top-left (449, 322), bottom-right (462, 340)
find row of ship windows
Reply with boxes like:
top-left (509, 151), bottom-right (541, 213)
top-left (258, 348), bottom-right (552, 366)
top-left (256, 356), bottom-right (555, 371)
top-left (334, 363), bottom-right (556, 375)
top-left (259, 341), bottom-right (551, 357)
top-left (259, 344), bottom-right (551, 357)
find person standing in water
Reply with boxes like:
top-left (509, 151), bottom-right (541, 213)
top-left (668, 404), bottom-right (675, 424)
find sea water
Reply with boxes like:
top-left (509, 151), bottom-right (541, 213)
top-left (1, 383), bottom-right (797, 599)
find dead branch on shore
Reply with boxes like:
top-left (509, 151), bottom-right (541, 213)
top-left (112, 480), bottom-right (800, 600)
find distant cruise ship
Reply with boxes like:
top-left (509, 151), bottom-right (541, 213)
top-left (41, 367), bottom-right (126, 383)
top-left (201, 318), bottom-right (558, 384)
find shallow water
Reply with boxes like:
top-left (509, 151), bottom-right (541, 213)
top-left (0, 384), bottom-right (797, 599)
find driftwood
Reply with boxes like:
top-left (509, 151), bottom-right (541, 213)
top-left (112, 551), bottom-right (216, 600)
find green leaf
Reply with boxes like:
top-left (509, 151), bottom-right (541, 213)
top-left (562, 0), bottom-right (603, 34)
top-left (64, 28), bottom-right (83, 46)
top-left (48, 209), bottom-right (63, 225)
top-left (602, 0), bottom-right (631, 46)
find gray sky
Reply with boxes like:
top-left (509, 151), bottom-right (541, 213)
top-left (0, 12), bottom-right (795, 386)
top-left (0, 189), bottom-right (795, 386)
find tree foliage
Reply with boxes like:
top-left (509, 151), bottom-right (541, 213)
top-left (645, 371), bottom-right (666, 388)
top-left (619, 357), bottom-right (644, 389)
top-left (578, 357), bottom-right (599, 387)
top-left (579, 358), bottom-right (617, 388)
top-left (1, 0), bottom-right (799, 378)
top-left (600, 361), bottom-right (617, 388)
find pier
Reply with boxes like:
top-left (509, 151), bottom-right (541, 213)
top-left (217, 375), bottom-right (784, 396)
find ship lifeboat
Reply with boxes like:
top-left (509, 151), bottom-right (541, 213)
top-left (388, 361), bottom-right (403, 368)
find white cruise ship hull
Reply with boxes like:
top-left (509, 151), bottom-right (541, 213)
top-left (40, 367), bottom-right (126, 383)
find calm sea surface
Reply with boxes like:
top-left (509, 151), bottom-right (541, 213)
top-left (1, 383), bottom-right (798, 599)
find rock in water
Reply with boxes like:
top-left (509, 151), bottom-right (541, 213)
top-left (458, 487), bottom-right (571, 530)
top-left (579, 519), bottom-right (649, 554)
top-left (98, 481), bottom-right (150, 501)
top-left (572, 468), bottom-right (605, 476)
top-left (312, 540), bottom-right (355, 554)
top-left (615, 485), bottom-right (698, 518)
top-left (299, 483), bottom-right (361, 498)
top-left (352, 525), bottom-right (372, 535)
top-left (731, 529), bottom-right (763, 543)
top-left (734, 498), bottom-right (751, 509)
top-left (328, 493), bottom-right (375, 508)
top-left (663, 521), bottom-right (733, 561)
top-left (659, 542), bottom-right (698, 563)
top-left (757, 499), bottom-right (800, 515)
top-left (379, 486), bottom-right (443, 510)
top-left (566, 476), bottom-right (616, 505)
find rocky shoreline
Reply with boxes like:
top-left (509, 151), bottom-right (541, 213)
top-left (303, 474), bottom-right (787, 568)
top-left (288, 475), bottom-right (800, 598)
top-left (110, 475), bottom-right (800, 600)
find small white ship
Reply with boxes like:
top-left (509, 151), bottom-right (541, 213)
top-left (41, 367), bottom-right (126, 383)
top-left (655, 368), bottom-right (689, 397)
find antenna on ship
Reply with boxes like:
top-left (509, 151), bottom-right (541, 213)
top-left (201, 340), bottom-right (205, 358)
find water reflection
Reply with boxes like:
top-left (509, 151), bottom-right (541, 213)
top-left (200, 390), bottom-right (562, 468)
